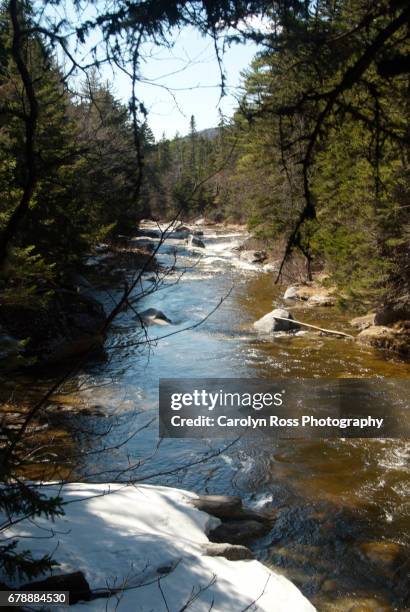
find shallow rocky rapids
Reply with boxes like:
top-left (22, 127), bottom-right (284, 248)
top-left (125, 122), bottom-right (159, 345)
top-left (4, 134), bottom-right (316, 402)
top-left (7, 221), bottom-right (409, 611)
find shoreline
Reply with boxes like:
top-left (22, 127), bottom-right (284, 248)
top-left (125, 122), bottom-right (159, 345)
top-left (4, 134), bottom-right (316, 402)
top-left (2, 482), bottom-right (315, 611)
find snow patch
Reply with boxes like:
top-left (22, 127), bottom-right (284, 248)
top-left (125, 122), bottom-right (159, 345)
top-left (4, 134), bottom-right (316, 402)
top-left (3, 483), bottom-right (315, 611)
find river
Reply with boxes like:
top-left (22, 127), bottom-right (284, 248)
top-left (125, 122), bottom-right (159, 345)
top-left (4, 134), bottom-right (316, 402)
top-left (20, 224), bottom-right (410, 610)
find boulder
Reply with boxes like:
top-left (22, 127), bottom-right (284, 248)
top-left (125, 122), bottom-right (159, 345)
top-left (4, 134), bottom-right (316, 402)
top-left (356, 325), bottom-right (393, 344)
top-left (138, 308), bottom-right (172, 325)
top-left (193, 229), bottom-right (204, 236)
top-left (283, 284), bottom-right (335, 306)
top-left (192, 495), bottom-right (242, 519)
top-left (21, 571), bottom-right (91, 604)
top-left (203, 543), bottom-right (254, 561)
top-left (187, 235), bottom-right (205, 248)
top-left (209, 519), bottom-right (270, 544)
top-left (192, 494), bottom-right (270, 523)
top-left (171, 228), bottom-right (190, 239)
top-left (240, 250), bottom-right (267, 264)
top-left (350, 313), bottom-right (376, 330)
top-left (357, 325), bottom-right (410, 356)
top-left (254, 308), bottom-right (300, 333)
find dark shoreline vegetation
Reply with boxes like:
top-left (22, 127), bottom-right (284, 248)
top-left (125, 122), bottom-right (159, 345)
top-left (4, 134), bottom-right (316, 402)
top-left (0, 0), bottom-right (409, 609)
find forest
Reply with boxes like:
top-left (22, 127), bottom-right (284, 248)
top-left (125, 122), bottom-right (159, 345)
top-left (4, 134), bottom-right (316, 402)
top-left (1, 0), bottom-right (409, 319)
top-left (0, 0), bottom-right (409, 608)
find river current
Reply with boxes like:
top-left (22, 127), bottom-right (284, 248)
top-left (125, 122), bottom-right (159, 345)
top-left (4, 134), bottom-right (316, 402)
top-left (33, 224), bottom-right (410, 609)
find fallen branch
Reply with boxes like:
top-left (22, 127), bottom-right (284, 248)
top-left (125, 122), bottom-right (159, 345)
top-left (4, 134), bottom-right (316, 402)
top-left (273, 316), bottom-right (354, 339)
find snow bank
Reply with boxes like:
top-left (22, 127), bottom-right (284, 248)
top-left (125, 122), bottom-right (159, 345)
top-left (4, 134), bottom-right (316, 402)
top-left (4, 483), bottom-right (315, 611)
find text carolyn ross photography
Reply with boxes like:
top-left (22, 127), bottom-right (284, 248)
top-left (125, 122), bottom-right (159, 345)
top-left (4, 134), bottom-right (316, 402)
top-left (170, 415), bottom-right (384, 429)
top-left (170, 389), bottom-right (284, 410)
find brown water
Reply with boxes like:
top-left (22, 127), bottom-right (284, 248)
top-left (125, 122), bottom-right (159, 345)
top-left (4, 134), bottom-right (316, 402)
top-left (3, 225), bottom-right (410, 610)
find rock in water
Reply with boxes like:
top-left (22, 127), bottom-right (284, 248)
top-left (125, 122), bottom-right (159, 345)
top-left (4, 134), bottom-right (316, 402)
top-left (357, 325), bottom-right (409, 356)
top-left (254, 308), bottom-right (300, 333)
top-left (239, 250), bottom-right (268, 264)
top-left (192, 494), bottom-right (270, 523)
top-left (192, 495), bottom-right (243, 519)
top-left (138, 308), bottom-right (172, 325)
top-left (171, 227), bottom-right (190, 239)
top-left (209, 520), bottom-right (270, 544)
top-left (187, 234), bottom-right (205, 248)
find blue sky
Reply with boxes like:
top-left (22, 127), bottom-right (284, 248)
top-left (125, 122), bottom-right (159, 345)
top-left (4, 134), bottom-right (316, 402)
top-left (43, 2), bottom-right (260, 140)
top-left (107, 28), bottom-right (258, 140)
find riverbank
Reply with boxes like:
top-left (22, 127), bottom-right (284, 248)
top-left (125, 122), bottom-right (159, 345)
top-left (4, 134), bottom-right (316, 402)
top-left (2, 482), bottom-right (315, 611)
top-left (0, 240), bottom-right (159, 370)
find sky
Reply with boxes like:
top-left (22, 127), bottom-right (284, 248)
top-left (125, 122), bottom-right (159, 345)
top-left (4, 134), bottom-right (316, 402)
top-left (42, 2), bottom-right (261, 141)
top-left (107, 28), bottom-right (258, 140)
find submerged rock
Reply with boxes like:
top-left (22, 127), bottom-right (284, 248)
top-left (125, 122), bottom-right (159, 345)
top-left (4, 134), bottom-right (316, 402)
top-left (359, 541), bottom-right (403, 570)
top-left (254, 308), bottom-right (300, 333)
top-left (138, 308), bottom-right (172, 325)
top-left (209, 519), bottom-right (270, 544)
top-left (357, 541), bottom-right (409, 600)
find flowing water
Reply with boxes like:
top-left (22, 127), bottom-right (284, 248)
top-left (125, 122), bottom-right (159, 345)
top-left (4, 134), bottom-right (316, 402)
top-left (9, 224), bottom-right (410, 610)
